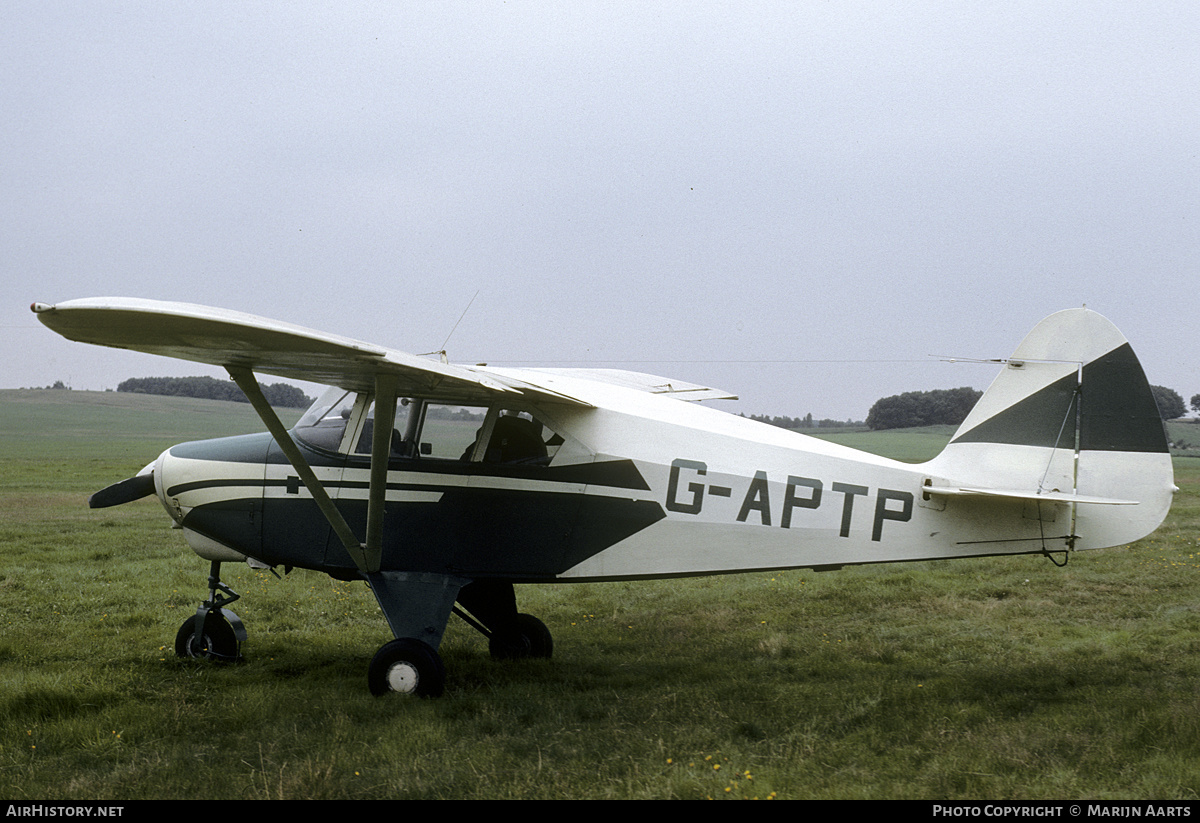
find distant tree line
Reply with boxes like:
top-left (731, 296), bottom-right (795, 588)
top-left (744, 412), bottom-right (865, 430)
top-left (866, 387), bottom-right (983, 431)
top-left (859, 383), bottom-right (1190, 431)
top-left (1151, 386), bottom-right (1186, 421)
top-left (117, 376), bottom-right (313, 408)
top-left (53, 376), bottom-right (1200, 426)
top-left (424, 405), bottom-right (486, 422)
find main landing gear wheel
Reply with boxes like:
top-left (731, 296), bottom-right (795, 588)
top-left (175, 612), bottom-right (241, 663)
top-left (489, 613), bottom-right (553, 661)
top-left (368, 638), bottom-right (446, 697)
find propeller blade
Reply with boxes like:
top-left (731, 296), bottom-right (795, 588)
top-left (89, 472), bottom-right (156, 509)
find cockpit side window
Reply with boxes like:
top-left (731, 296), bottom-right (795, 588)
top-left (354, 397), bottom-right (417, 457)
top-left (417, 404), bottom-right (489, 460)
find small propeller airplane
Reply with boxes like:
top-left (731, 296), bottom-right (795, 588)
top-left (33, 298), bottom-right (1175, 696)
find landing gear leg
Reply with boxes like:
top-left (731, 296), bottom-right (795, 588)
top-left (175, 560), bottom-right (247, 662)
top-left (364, 571), bottom-right (465, 697)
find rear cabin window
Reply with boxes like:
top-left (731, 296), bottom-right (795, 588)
top-left (477, 410), bottom-right (561, 466)
top-left (418, 404), bottom-right (489, 460)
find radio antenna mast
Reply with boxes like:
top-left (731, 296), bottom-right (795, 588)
top-left (429, 290), bottom-right (480, 364)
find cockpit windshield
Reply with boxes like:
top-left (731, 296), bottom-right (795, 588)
top-left (293, 387), bottom-right (356, 451)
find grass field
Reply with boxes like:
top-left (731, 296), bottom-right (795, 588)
top-left (2, 390), bottom-right (1198, 799)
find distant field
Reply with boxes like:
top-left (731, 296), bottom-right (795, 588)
top-left (0, 389), bottom-right (300, 457)
top-left (1166, 420), bottom-right (1200, 456)
top-left (805, 424), bottom-right (960, 463)
top-left (2, 390), bottom-right (1197, 799)
top-left (807, 421), bottom-right (1200, 464)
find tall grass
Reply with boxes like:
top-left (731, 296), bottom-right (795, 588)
top-left (2, 391), bottom-right (1197, 799)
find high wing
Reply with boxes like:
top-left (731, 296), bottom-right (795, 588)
top-left (31, 297), bottom-right (733, 406)
top-left (30, 297), bottom-right (575, 406)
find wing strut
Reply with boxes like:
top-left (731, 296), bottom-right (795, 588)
top-left (364, 374), bottom-right (398, 572)
top-left (226, 366), bottom-right (373, 573)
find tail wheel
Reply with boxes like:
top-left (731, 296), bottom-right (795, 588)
top-left (368, 638), bottom-right (446, 697)
top-left (175, 612), bottom-right (241, 663)
top-left (489, 613), bottom-right (553, 660)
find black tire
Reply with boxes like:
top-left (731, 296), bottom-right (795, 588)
top-left (368, 638), bottom-right (446, 697)
top-left (175, 613), bottom-right (240, 662)
top-left (489, 613), bottom-right (553, 660)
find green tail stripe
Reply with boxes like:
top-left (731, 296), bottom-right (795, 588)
top-left (951, 343), bottom-right (1168, 453)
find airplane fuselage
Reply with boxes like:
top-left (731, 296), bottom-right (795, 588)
top-left (154, 374), bottom-right (1166, 585)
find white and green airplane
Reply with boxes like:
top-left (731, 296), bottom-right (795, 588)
top-left (34, 298), bottom-right (1175, 697)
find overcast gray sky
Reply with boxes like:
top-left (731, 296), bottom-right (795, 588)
top-left (4, 2), bottom-right (1197, 421)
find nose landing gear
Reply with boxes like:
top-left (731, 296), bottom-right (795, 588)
top-left (175, 561), bottom-right (247, 663)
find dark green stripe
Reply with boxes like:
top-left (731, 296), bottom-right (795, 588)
top-left (1079, 343), bottom-right (1169, 453)
top-left (951, 343), bottom-right (1168, 453)
top-left (951, 371), bottom-right (1078, 449)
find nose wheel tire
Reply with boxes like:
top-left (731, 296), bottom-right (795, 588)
top-left (175, 612), bottom-right (241, 663)
top-left (368, 638), bottom-right (445, 697)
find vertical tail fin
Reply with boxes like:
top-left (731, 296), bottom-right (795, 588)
top-left (927, 308), bottom-right (1174, 549)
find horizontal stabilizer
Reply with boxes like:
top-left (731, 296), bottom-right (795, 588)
top-left (922, 485), bottom-right (1138, 506)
